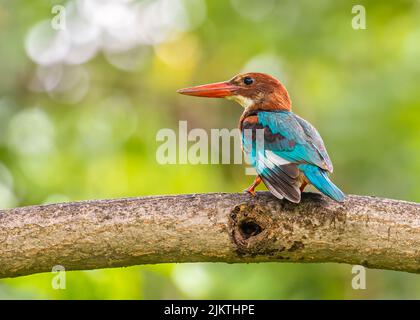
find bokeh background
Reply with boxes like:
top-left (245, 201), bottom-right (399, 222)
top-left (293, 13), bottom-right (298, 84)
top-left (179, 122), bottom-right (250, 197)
top-left (0, 0), bottom-right (419, 299)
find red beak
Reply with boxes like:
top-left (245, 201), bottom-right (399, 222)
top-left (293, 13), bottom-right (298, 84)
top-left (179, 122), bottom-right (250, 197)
top-left (177, 81), bottom-right (240, 98)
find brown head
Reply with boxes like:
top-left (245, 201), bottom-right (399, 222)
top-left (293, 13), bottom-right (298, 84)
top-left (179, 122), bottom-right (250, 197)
top-left (177, 72), bottom-right (291, 111)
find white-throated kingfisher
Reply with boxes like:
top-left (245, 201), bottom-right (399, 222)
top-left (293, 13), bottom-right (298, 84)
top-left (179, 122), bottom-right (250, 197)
top-left (177, 72), bottom-right (345, 203)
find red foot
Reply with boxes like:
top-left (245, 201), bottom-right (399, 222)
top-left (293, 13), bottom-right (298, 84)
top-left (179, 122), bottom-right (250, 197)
top-left (245, 176), bottom-right (262, 196)
top-left (245, 187), bottom-right (257, 196)
top-left (300, 181), bottom-right (308, 192)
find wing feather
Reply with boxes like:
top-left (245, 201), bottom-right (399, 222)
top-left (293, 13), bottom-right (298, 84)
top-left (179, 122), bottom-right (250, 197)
top-left (242, 115), bottom-right (301, 202)
top-left (242, 111), bottom-right (340, 203)
top-left (258, 111), bottom-right (334, 172)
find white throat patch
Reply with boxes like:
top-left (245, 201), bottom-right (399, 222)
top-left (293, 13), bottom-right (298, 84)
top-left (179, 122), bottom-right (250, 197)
top-left (226, 95), bottom-right (254, 109)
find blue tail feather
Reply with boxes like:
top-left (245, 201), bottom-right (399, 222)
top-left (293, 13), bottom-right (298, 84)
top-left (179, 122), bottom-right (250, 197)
top-left (298, 164), bottom-right (345, 202)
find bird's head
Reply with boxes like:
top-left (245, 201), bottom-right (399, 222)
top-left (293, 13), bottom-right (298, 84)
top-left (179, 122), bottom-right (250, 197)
top-left (177, 72), bottom-right (291, 111)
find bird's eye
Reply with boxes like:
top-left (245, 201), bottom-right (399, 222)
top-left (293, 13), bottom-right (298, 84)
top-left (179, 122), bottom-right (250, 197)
top-left (243, 77), bottom-right (254, 85)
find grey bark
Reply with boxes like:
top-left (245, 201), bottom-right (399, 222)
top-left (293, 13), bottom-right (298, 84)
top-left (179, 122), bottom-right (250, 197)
top-left (0, 192), bottom-right (419, 279)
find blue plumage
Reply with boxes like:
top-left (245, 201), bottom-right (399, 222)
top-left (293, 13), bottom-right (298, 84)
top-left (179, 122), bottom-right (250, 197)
top-left (298, 164), bottom-right (345, 202)
top-left (241, 111), bottom-right (345, 202)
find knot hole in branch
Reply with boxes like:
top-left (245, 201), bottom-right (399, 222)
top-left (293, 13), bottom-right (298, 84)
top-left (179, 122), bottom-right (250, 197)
top-left (239, 220), bottom-right (262, 239)
top-left (229, 203), bottom-right (271, 251)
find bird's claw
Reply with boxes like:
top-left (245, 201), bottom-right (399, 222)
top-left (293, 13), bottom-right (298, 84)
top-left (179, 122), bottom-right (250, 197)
top-left (244, 188), bottom-right (257, 196)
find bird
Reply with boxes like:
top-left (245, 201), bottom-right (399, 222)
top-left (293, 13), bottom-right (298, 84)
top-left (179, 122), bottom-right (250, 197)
top-left (177, 72), bottom-right (345, 203)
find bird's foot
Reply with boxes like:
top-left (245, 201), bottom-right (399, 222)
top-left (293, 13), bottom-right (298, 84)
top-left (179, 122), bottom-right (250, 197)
top-left (300, 181), bottom-right (308, 192)
top-left (244, 187), bottom-right (257, 196)
top-left (244, 176), bottom-right (262, 196)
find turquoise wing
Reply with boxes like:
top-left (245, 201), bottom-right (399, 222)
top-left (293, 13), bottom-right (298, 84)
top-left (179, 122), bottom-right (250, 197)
top-left (257, 111), bottom-right (333, 172)
top-left (241, 113), bottom-right (301, 202)
top-left (241, 111), bottom-right (344, 202)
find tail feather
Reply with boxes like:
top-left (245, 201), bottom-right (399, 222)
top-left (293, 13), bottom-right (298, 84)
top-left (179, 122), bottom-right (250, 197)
top-left (261, 172), bottom-right (301, 203)
top-left (299, 164), bottom-right (345, 202)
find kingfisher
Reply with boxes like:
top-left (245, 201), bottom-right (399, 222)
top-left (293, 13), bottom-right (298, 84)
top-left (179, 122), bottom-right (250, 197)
top-left (177, 72), bottom-right (345, 203)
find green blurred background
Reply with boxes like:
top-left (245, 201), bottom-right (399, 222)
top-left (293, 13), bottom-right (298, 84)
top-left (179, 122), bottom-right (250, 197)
top-left (0, 0), bottom-right (419, 299)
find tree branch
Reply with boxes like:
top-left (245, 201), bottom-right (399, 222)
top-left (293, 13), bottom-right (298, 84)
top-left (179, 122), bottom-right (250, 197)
top-left (0, 192), bottom-right (419, 278)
